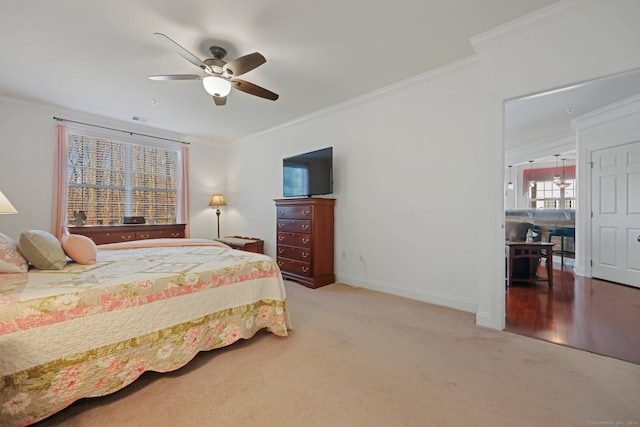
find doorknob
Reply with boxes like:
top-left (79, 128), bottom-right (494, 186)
top-left (637, 235), bottom-right (640, 243)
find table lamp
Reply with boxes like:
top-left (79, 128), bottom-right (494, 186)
top-left (0, 191), bottom-right (18, 214)
top-left (209, 194), bottom-right (227, 238)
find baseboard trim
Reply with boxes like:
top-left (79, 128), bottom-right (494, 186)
top-left (475, 311), bottom-right (495, 329)
top-left (335, 273), bottom-right (477, 314)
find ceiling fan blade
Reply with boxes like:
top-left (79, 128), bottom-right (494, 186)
top-left (223, 52), bottom-right (266, 76)
top-left (153, 33), bottom-right (211, 72)
top-left (213, 95), bottom-right (227, 106)
top-left (231, 79), bottom-right (279, 101)
top-left (148, 74), bottom-right (201, 81)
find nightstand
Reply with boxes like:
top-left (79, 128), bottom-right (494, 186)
top-left (215, 236), bottom-right (264, 254)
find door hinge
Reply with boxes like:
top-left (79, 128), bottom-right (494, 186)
top-left (591, 211), bottom-right (593, 218)
top-left (590, 260), bottom-right (593, 266)
top-left (589, 161), bottom-right (594, 169)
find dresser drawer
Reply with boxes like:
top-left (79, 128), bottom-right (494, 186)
top-left (277, 232), bottom-right (311, 248)
top-left (277, 245), bottom-right (311, 261)
top-left (277, 257), bottom-right (311, 277)
top-left (277, 205), bottom-right (312, 219)
top-left (136, 230), bottom-right (165, 240)
top-left (88, 231), bottom-right (136, 244)
top-left (277, 219), bottom-right (311, 233)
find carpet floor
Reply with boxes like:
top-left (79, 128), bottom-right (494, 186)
top-left (35, 281), bottom-right (640, 427)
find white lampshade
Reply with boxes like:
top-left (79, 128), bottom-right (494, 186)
top-left (0, 191), bottom-right (18, 214)
top-left (202, 77), bottom-right (231, 97)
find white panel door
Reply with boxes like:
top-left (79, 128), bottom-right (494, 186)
top-left (591, 141), bottom-right (640, 288)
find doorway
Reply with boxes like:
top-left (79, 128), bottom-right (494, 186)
top-left (503, 69), bottom-right (640, 363)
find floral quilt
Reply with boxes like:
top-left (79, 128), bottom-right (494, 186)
top-left (0, 242), bottom-right (290, 426)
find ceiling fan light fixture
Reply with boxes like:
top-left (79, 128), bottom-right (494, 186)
top-left (202, 76), bottom-right (231, 97)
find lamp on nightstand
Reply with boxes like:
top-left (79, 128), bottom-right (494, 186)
top-left (209, 194), bottom-right (227, 238)
top-left (0, 191), bottom-right (18, 214)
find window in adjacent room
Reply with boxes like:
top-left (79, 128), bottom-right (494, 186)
top-left (66, 132), bottom-right (180, 225)
top-left (528, 179), bottom-right (576, 210)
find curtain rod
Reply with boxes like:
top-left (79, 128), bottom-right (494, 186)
top-left (52, 117), bottom-right (190, 145)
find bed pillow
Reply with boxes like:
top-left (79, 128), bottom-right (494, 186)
top-left (0, 233), bottom-right (28, 273)
top-left (61, 233), bottom-right (97, 265)
top-left (18, 230), bottom-right (67, 270)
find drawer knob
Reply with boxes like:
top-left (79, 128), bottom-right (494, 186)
top-left (278, 223), bottom-right (284, 228)
top-left (302, 238), bottom-right (309, 244)
top-left (302, 210), bottom-right (310, 216)
top-left (302, 252), bottom-right (309, 258)
top-left (278, 236), bottom-right (284, 241)
top-left (302, 266), bottom-right (309, 272)
top-left (302, 224), bottom-right (309, 230)
top-left (278, 248), bottom-right (284, 254)
top-left (171, 233), bottom-right (179, 237)
top-left (141, 234), bottom-right (150, 239)
top-left (278, 261), bottom-right (284, 267)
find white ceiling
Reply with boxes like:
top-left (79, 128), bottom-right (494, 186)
top-left (505, 67), bottom-right (640, 157)
top-left (0, 0), bottom-right (563, 145)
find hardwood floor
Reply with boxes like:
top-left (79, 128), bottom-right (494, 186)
top-left (505, 263), bottom-right (640, 365)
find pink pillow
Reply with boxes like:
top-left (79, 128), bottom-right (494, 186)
top-left (61, 233), bottom-right (97, 265)
top-left (0, 233), bottom-right (28, 273)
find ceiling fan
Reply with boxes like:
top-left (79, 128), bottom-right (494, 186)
top-left (149, 33), bottom-right (278, 106)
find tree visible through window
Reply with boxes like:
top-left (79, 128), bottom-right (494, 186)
top-left (67, 133), bottom-right (179, 225)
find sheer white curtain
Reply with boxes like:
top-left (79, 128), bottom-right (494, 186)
top-left (52, 123), bottom-right (69, 239)
top-left (177, 145), bottom-right (191, 237)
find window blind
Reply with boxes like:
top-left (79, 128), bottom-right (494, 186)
top-left (67, 133), bottom-right (179, 225)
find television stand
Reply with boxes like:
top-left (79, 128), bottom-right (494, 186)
top-left (214, 236), bottom-right (264, 254)
top-left (275, 198), bottom-right (335, 288)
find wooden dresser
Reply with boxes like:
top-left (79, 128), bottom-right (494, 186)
top-left (275, 198), bottom-right (335, 288)
top-left (68, 224), bottom-right (186, 245)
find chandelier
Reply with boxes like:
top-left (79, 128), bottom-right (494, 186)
top-left (556, 158), bottom-right (571, 189)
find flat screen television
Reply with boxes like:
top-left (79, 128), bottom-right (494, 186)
top-left (283, 147), bottom-right (333, 197)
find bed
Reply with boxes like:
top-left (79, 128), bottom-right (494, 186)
top-left (0, 238), bottom-right (291, 427)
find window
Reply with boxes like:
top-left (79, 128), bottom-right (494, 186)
top-left (66, 132), bottom-right (180, 226)
top-left (528, 179), bottom-right (576, 210)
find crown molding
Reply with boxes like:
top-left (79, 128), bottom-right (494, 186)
top-left (506, 132), bottom-right (576, 166)
top-left (572, 93), bottom-right (640, 131)
top-left (470, 0), bottom-right (605, 52)
top-left (236, 55), bottom-right (480, 145)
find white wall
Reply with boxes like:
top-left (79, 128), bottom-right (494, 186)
top-left (187, 141), bottom-right (228, 240)
top-left (0, 95), bottom-right (227, 241)
top-left (227, 0), bottom-right (640, 329)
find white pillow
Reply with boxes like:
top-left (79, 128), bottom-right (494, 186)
top-left (0, 233), bottom-right (28, 273)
